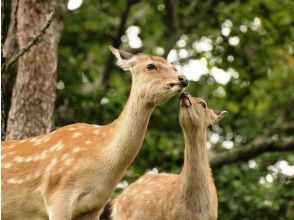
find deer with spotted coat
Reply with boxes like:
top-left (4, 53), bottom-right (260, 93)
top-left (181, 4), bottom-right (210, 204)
top-left (1, 47), bottom-right (188, 220)
top-left (112, 93), bottom-right (227, 220)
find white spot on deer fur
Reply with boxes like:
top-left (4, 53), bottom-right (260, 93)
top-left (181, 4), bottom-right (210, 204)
top-left (1, 155), bottom-right (5, 160)
top-left (138, 178), bottom-right (146, 184)
top-left (61, 153), bottom-right (69, 160)
top-left (43, 137), bottom-right (51, 143)
top-left (46, 158), bottom-right (58, 172)
top-left (7, 178), bottom-right (24, 184)
top-left (30, 137), bottom-right (40, 143)
top-left (8, 144), bottom-right (16, 149)
top-left (94, 129), bottom-right (100, 135)
top-left (93, 125), bottom-right (100, 128)
top-left (23, 156), bottom-right (33, 162)
top-left (39, 151), bottom-right (48, 160)
top-left (2, 163), bottom-right (12, 169)
top-left (72, 147), bottom-right (81, 153)
top-left (25, 173), bottom-right (33, 180)
top-left (65, 158), bottom-right (74, 166)
top-left (49, 141), bottom-right (64, 152)
top-left (33, 171), bottom-right (41, 178)
top-left (72, 132), bottom-right (82, 138)
top-left (68, 127), bottom-right (76, 131)
top-left (32, 136), bottom-right (47, 145)
top-left (24, 172), bottom-right (40, 181)
top-left (14, 156), bottom-right (25, 163)
top-left (85, 140), bottom-right (92, 145)
top-left (78, 125), bottom-right (85, 128)
top-left (28, 155), bottom-right (44, 162)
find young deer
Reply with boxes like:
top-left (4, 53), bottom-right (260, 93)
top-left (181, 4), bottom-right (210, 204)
top-left (112, 93), bottom-right (227, 220)
top-left (1, 47), bottom-right (188, 220)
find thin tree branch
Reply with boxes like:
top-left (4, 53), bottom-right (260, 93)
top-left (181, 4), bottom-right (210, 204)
top-left (1, 11), bottom-right (55, 72)
top-left (163, 0), bottom-right (218, 58)
top-left (1, 0), bottom-right (18, 141)
top-left (210, 135), bottom-right (294, 169)
top-left (1, 0), bottom-right (7, 46)
top-left (163, 0), bottom-right (180, 58)
top-left (3, 0), bottom-right (19, 60)
top-left (98, 0), bottom-right (136, 90)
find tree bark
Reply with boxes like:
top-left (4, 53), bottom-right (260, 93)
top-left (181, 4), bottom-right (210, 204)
top-left (2, 0), bottom-right (17, 140)
top-left (5, 0), bottom-right (67, 140)
top-left (1, 0), bottom-right (7, 140)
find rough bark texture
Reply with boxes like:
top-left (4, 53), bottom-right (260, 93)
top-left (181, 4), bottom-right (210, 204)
top-left (2, 0), bottom-right (17, 140)
top-left (2, 0), bottom-right (18, 94)
top-left (2, 0), bottom-right (18, 64)
top-left (5, 0), bottom-right (67, 140)
top-left (1, 0), bottom-right (7, 140)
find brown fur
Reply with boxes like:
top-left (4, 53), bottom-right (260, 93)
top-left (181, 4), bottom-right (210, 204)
top-left (1, 47), bottom-right (188, 220)
top-left (112, 94), bottom-right (227, 220)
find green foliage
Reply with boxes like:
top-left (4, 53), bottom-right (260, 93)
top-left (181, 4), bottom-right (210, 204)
top-left (56, 0), bottom-right (294, 218)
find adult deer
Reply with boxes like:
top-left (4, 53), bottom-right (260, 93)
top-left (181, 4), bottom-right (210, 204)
top-left (112, 93), bottom-right (227, 220)
top-left (1, 47), bottom-right (188, 220)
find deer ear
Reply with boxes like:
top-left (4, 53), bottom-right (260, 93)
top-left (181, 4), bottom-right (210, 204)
top-left (210, 110), bottom-right (228, 125)
top-left (109, 46), bottom-right (134, 70)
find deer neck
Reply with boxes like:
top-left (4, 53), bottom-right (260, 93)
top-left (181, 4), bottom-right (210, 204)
top-left (180, 126), bottom-right (213, 209)
top-left (105, 88), bottom-right (154, 175)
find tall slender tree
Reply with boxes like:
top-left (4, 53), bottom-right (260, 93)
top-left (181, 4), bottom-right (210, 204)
top-left (5, 0), bottom-right (68, 140)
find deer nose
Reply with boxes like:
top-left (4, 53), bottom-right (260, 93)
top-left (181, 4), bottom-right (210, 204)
top-left (178, 75), bottom-right (188, 87)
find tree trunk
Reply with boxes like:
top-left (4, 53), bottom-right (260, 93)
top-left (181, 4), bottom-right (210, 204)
top-left (5, 0), bottom-right (67, 140)
top-left (2, 0), bottom-right (18, 141)
top-left (1, 0), bottom-right (7, 140)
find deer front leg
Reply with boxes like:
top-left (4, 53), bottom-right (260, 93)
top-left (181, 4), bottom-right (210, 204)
top-left (47, 206), bottom-right (72, 220)
top-left (75, 209), bottom-right (102, 220)
top-left (45, 192), bottom-right (75, 220)
top-left (47, 202), bottom-right (73, 220)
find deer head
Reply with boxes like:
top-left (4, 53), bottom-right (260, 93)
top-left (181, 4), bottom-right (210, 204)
top-left (179, 92), bottom-right (227, 129)
top-left (110, 47), bottom-right (188, 106)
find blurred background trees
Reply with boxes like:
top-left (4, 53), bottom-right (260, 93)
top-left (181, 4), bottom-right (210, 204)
top-left (2, 0), bottom-right (294, 219)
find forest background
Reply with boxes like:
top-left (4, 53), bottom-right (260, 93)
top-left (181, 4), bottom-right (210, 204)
top-left (1, 0), bottom-right (293, 219)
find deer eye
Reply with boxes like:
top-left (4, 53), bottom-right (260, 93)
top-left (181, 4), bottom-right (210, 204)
top-left (146, 64), bottom-right (156, 70)
top-left (199, 101), bottom-right (207, 108)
